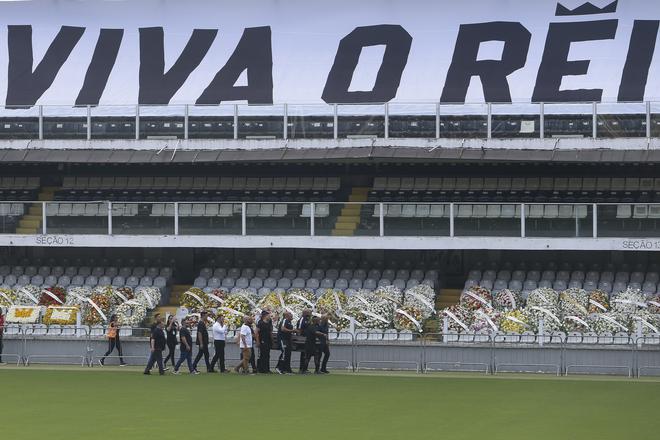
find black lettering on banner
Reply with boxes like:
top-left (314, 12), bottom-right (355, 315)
top-left (440, 22), bottom-right (531, 104)
top-left (322, 25), bottom-right (412, 104)
top-left (75, 29), bottom-right (124, 106)
top-left (139, 27), bottom-right (218, 105)
top-left (618, 20), bottom-right (659, 102)
top-left (6, 25), bottom-right (85, 107)
top-left (532, 20), bottom-right (618, 102)
top-left (196, 26), bottom-right (272, 105)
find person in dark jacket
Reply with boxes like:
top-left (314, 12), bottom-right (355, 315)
top-left (144, 320), bottom-right (166, 375)
top-left (173, 317), bottom-right (198, 375)
top-left (275, 311), bottom-right (295, 374)
top-left (296, 309), bottom-right (311, 372)
top-left (163, 315), bottom-right (179, 369)
top-left (301, 316), bottom-right (327, 374)
top-left (256, 310), bottom-right (274, 373)
top-left (193, 311), bottom-right (213, 373)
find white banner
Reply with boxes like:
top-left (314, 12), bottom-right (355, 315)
top-left (0, 0), bottom-right (658, 107)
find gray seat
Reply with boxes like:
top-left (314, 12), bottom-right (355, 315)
top-left (511, 270), bottom-right (526, 282)
top-left (392, 279), bottom-right (406, 290)
top-left (353, 269), bottom-right (368, 281)
top-left (570, 271), bottom-right (585, 282)
top-left (552, 280), bottom-right (567, 291)
top-left (297, 269), bottom-right (311, 280)
top-left (493, 279), bottom-right (508, 291)
top-left (71, 275), bottom-right (85, 286)
top-left (235, 277), bottom-right (249, 289)
top-left (139, 276), bottom-right (153, 287)
top-left (306, 278), bottom-right (320, 289)
top-left (212, 268), bottom-right (227, 279)
top-left (17, 275), bottom-right (31, 286)
top-left (24, 266), bottom-right (37, 277)
top-left (282, 269), bottom-right (296, 280)
top-left (193, 277), bottom-right (207, 288)
top-left (363, 278), bottom-right (378, 290)
top-left (291, 278), bottom-right (305, 288)
top-left (146, 267), bottom-right (160, 278)
top-left (526, 270), bottom-right (541, 282)
top-left (646, 272), bottom-right (660, 284)
top-left (51, 266), bottom-right (64, 277)
top-left (160, 267), bottom-right (172, 278)
top-left (325, 269), bottom-right (339, 280)
top-left (44, 275), bottom-right (58, 286)
top-left (239, 268), bottom-right (254, 279)
top-left (368, 269), bottom-right (381, 280)
top-left (612, 281), bottom-right (627, 294)
top-left (30, 275), bottom-right (44, 286)
top-left (541, 270), bottom-right (556, 281)
top-left (64, 267), bottom-right (78, 277)
top-left (395, 269), bottom-right (410, 281)
top-left (568, 280), bottom-right (583, 289)
top-left (615, 272), bottom-right (630, 283)
top-left (496, 270), bottom-right (511, 282)
top-left (556, 270), bottom-right (570, 282)
top-left (599, 271), bottom-right (614, 283)
top-left (269, 269), bottom-right (282, 280)
top-left (597, 281), bottom-right (612, 294)
top-left (378, 279), bottom-right (392, 288)
top-left (405, 279), bottom-right (419, 289)
top-left (132, 267), bottom-right (146, 278)
top-left (630, 272), bottom-right (645, 284)
top-left (208, 277), bottom-right (222, 288)
top-left (349, 279), bottom-right (364, 289)
top-left (221, 277), bottom-right (235, 288)
top-left (320, 278), bottom-right (334, 288)
top-left (96, 275), bottom-right (111, 286)
top-left (468, 269), bottom-right (482, 280)
top-left (642, 281), bottom-right (656, 295)
top-left (38, 266), bottom-right (51, 277)
top-left (91, 267), bottom-right (104, 277)
top-left (275, 278), bottom-right (290, 289)
top-left (339, 269), bottom-right (353, 280)
top-left (482, 270), bottom-right (497, 281)
top-left (249, 278), bottom-right (263, 289)
top-left (480, 279), bottom-right (493, 290)
top-left (583, 280), bottom-right (597, 292)
top-left (3, 274), bottom-right (16, 286)
top-left (538, 280), bottom-right (553, 289)
top-left (263, 278), bottom-right (278, 289)
top-left (312, 269), bottom-right (325, 280)
top-left (585, 271), bottom-right (600, 282)
top-left (57, 275), bottom-right (70, 287)
top-left (105, 267), bottom-right (118, 278)
top-left (118, 267), bottom-right (132, 278)
top-left (256, 287), bottom-right (270, 297)
top-left (153, 277), bottom-right (167, 289)
top-left (84, 276), bottom-right (98, 286)
top-left (523, 280), bottom-right (537, 291)
top-left (425, 270), bottom-right (439, 281)
top-left (255, 268), bottom-right (269, 279)
top-left (0, 265), bottom-right (9, 276)
top-left (125, 276), bottom-right (139, 288)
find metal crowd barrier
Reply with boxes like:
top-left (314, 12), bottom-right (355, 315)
top-left (2, 325), bottom-right (660, 377)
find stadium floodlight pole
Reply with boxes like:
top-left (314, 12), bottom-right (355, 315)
top-left (86, 106), bottom-right (91, 140)
top-left (379, 203), bottom-right (384, 237)
top-left (233, 104), bottom-right (239, 139)
top-left (539, 102), bottom-right (544, 139)
top-left (241, 202), bottom-right (247, 235)
top-left (487, 102), bottom-right (492, 139)
top-left (174, 202), bottom-right (179, 235)
top-left (283, 103), bottom-right (288, 139)
top-left (592, 203), bottom-right (598, 238)
top-left (449, 203), bottom-right (454, 237)
top-left (135, 105), bottom-right (140, 140)
top-left (384, 103), bottom-right (389, 139)
top-left (646, 101), bottom-right (651, 139)
top-left (520, 204), bottom-right (526, 238)
top-left (310, 202), bottom-right (315, 236)
top-left (333, 104), bottom-right (338, 139)
top-left (592, 102), bottom-right (597, 139)
top-left (38, 105), bottom-right (43, 140)
top-left (42, 201), bottom-right (47, 234)
top-left (184, 105), bottom-right (189, 140)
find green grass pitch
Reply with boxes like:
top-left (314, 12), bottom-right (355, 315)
top-left (0, 367), bottom-right (659, 439)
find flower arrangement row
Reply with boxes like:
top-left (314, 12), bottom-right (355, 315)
top-left (439, 286), bottom-right (660, 335)
top-left (180, 284), bottom-right (437, 332)
top-left (1, 285), bottom-right (161, 326)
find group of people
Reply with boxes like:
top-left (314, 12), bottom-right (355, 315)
top-left (139, 308), bottom-right (331, 376)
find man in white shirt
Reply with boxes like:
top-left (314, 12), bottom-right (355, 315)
top-left (210, 315), bottom-right (228, 373)
top-left (234, 315), bottom-right (253, 374)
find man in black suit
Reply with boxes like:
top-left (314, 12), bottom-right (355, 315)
top-left (296, 309), bottom-right (311, 372)
top-left (144, 320), bottom-right (166, 375)
top-left (193, 311), bottom-right (213, 373)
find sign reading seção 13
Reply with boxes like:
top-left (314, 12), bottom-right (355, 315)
top-left (0, 0), bottom-right (658, 106)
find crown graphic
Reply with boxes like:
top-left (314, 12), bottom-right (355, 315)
top-left (555, 0), bottom-right (618, 16)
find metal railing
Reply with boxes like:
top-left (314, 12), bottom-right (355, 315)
top-left (2, 200), bottom-right (659, 240)
top-left (1, 101), bottom-right (658, 141)
top-left (2, 324), bottom-right (659, 376)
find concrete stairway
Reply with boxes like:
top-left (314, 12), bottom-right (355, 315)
top-left (15, 186), bottom-right (59, 234)
top-left (423, 288), bottom-right (461, 335)
top-left (331, 187), bottom-right (369, 236)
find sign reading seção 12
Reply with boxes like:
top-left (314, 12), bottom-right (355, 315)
top-left (0, 0), bottom-right (658, 107)
top-left (35, 235), bottom-right (75, 246)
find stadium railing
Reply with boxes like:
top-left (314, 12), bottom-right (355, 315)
top-left (0, 101), bottom-right (657, 141)
top-left (2, 200), bottom-right (658, 240)
top-left (354, 330), bottom-right (423, 372)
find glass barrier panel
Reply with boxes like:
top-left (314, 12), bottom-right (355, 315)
top-left (524, 204), bottom-right (593, 237)
top-left (315, 202), bottom-right (378, 237)
top-left (0, 106), bottom-right (39, 139)
top-left (45, 202), bottom-right (108, 234)
top-left (245, 203), bottom-right (310, 236)
top-left (453, 203), bottom-right (521, 237)
top-left (0, 202), bottom-right (31, 234)
top-left (238, 104), bottom-right (284, 139)
top-left (384, 203), bottom-right (450, 236)
top-left (438, 103), bottom-right (488, 138)
top-left (138, 105), bottom-right (185, 139)
top-left (188, 105), bottom-right (234, 139)
top-left (178, 202), bottom-right (242, 235)
top-left (337, 104), bottom-right (385, 138)
top-left (91, 105), bottom-right (136, 139)
top-left (491, 103), bottom-right (540, 138)
top-left (596, 204), bottom-right (660, 238)
top-left (388, 103), bottom-right (436, 138)
top-left (543, 103), bottom-right (593, 138)
top-left (287, 104), bottom-right (334, 139)
top-left (650, 102), bottom-right (660, 137)
top-left (42, 105), bottom-right (87, 139)
top-left (111, 202), bottom-right (174, 235)
top-left (597, 102), bottom-right (646, 138)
